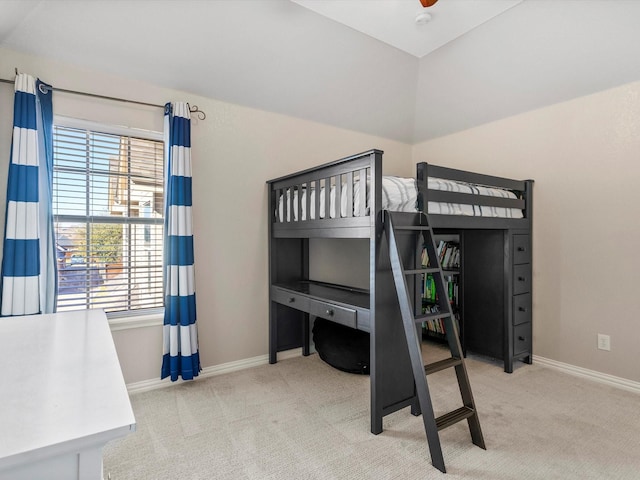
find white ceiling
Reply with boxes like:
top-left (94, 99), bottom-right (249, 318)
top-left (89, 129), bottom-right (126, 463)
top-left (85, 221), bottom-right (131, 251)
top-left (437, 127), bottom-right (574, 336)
top-left (291, 0), bottom-right (522, 58)
top-left (1, 0), bottom-right (639, 144)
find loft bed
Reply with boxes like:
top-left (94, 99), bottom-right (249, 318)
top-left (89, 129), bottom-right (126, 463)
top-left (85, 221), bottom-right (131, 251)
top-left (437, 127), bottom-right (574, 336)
top-left (267, 149), bottom-right (533, 435)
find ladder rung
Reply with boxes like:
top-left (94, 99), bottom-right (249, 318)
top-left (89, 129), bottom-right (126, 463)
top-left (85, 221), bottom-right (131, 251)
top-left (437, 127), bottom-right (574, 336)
top-left (435, 406), bottom-right (475, 431)
top-left (393, 225), bottom-right (432, 232)
top-left (424, 357), bottom-right (463, 376)
top-left (415, 311), bottom-right (451, 324)
top-left (405, 267), bottom-right (439, 275)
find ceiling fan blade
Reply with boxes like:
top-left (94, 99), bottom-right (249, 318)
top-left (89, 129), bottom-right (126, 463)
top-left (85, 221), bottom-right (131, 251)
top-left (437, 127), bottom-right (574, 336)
top-left (420, 0), bottom-right (438, 7)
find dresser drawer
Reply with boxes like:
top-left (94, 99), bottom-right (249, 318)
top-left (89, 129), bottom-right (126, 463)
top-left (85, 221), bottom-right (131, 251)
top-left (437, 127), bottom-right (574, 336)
top-left (513, 234), bottom-right (531, 265)
top-left (513, 293), bottom-right (531, 326)
top-left (309, 299), bottom-right (357, 329)
top-left (513, 264), bottom-right (531, 295)
top-left (513, 323), bottom-right (532, 356)
top-left (271, 287), bottom-right (310, 311)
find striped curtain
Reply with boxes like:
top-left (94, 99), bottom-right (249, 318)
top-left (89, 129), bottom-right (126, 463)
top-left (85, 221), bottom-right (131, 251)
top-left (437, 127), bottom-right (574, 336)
top-left (0, 74), bottom-right (56, 316)
top-left (161, 102), bottom-right (200, 381)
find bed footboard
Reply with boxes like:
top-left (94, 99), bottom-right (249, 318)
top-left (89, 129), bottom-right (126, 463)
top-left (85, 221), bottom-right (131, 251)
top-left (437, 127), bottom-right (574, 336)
top-left (416, 162), bottom-right (533, 229)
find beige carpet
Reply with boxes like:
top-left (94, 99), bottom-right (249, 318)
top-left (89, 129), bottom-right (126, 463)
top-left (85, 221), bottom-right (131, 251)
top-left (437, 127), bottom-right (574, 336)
top-left (103, 346), bottom-right (640, 479)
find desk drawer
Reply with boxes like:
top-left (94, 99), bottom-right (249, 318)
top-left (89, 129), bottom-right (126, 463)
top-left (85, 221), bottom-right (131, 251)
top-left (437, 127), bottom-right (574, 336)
top-left (271, 287), bottom-right (310, 311)
top-left (514, 323), bottom-right (531, 356)
top-left (513, 264), bottom-right (531, 295)
top-left (309, 299), bottom-right (357, 329)
top-left (513, 293), bottom-right (531, 326)
top-left (513, 234), bottom-right (531, 265)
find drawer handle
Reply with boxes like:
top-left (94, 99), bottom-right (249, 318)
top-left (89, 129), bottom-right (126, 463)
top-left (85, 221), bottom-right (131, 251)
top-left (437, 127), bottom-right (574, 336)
top-left (517, 246), bottom-right (526, 252)
top-left (518, 336), bottom-right (526, 341)
top-left (518, 307), bottom-right (527, 312)
top-left (325, 309), bottom-right (334, 317)
top-left (518, 276), bottom-right (526, 282)
top-left (288, 297), bottom-right (295, 303)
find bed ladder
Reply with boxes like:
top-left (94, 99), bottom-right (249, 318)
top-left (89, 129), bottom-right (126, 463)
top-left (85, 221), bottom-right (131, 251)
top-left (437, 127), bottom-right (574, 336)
top-left (384, 210), bottom-right (485, 474)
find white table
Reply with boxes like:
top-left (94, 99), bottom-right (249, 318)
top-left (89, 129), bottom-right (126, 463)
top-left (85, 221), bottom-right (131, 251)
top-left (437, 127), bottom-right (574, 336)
top-left (0, 309), bottom-right (136, 480)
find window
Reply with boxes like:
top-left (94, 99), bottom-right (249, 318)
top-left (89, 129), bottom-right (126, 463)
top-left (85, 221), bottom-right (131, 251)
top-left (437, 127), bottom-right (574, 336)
top-left (53, 122), bottom-right (164, 314)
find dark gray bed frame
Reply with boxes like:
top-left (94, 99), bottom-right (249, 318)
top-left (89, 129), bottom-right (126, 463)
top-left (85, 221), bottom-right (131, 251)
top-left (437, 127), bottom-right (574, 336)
top-left (266, 149), bottom-right (533, 435)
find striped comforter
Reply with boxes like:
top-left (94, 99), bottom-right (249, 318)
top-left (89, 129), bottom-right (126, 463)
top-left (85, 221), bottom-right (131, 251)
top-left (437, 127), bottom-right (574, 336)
top-left (427, 177), bottom-right (523, 219)
top-left (277, 176), bottom-right (522, 221)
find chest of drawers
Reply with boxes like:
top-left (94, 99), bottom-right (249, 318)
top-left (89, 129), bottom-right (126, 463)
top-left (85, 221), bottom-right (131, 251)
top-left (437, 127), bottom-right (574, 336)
top-left (508, 233), bottom-right (533, 372)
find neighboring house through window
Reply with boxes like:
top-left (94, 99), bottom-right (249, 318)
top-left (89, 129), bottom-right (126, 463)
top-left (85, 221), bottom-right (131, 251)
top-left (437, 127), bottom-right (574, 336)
top-left (53, 119), bottom-right (164, 314)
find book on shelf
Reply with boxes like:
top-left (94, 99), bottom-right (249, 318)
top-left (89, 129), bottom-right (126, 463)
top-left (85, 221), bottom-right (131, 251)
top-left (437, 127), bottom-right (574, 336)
top-left (423, 273), bottom-right (436, 303)
top-left (442, 245), bottom-right (453, 269)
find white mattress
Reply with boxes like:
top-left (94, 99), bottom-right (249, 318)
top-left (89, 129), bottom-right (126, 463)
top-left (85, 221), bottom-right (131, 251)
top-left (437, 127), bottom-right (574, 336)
top-left (277, 176), bottom-right (522, 221)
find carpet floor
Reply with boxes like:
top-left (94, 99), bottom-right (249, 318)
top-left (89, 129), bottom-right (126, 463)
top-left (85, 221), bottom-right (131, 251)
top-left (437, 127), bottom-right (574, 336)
top-left (103, 346), bottom-right (640, 479)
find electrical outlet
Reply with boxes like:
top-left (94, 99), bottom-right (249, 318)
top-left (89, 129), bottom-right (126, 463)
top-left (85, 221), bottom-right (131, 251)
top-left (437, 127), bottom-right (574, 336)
top-left (597, 334), bottom-right (611, 351)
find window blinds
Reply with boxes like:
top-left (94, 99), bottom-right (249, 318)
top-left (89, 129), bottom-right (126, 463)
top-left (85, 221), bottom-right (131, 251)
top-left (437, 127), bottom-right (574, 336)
top-left (53, 125), bottom-right (164, 313)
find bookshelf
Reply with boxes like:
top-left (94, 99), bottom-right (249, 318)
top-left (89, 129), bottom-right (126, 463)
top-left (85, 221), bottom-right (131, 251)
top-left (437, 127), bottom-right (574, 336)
top-left (422, 231), bottom-right (464, 350)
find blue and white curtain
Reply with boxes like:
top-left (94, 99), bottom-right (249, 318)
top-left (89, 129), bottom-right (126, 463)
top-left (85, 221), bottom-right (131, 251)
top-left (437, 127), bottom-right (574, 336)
top-left (161, 102), bottom-right (200, 381)
top-left (0, 74), bottom-right (56, 316)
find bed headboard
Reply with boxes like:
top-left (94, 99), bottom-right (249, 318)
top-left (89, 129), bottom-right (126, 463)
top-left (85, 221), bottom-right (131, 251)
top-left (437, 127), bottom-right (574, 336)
top-left (267, 149), bottom-right (383, 238)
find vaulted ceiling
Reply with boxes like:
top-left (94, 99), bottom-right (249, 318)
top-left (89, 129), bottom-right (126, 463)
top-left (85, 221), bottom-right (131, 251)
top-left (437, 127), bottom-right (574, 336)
top-left (1, 0), bottom-right (639, 143)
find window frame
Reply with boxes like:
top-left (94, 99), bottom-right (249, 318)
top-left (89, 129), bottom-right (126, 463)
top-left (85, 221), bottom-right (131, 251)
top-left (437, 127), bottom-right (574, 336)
top-left (53, 115), bottom-right (165, 330)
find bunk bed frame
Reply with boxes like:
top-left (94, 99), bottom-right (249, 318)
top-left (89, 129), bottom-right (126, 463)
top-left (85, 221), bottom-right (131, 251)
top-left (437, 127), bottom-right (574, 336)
top-left (267, 149), bottom-right (533, 435)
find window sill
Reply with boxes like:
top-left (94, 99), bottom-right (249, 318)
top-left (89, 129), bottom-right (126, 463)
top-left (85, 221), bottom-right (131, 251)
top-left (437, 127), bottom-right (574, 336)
top-left (108, 311), bottom-right (164, 331)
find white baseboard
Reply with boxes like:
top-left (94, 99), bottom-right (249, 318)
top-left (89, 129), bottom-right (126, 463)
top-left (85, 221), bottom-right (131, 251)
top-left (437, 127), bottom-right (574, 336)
top-left (533, 355), bottom-right (640, 395)
top-left (127, 351), bottom-right (640, 396)
top-left (126, 348), bottom-right (304, 395)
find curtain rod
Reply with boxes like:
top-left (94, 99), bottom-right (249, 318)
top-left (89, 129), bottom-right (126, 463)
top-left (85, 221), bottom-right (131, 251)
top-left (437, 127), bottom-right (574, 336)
top-left (0, 76), bottom-right (206, 120)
